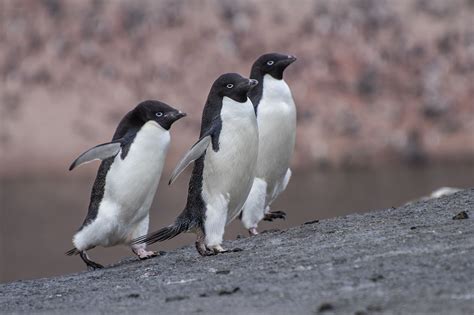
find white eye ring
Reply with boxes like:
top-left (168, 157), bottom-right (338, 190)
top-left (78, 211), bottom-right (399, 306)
top-left (155, 112), bottom-right (163, 117)
top-left (267, 60), bottom-right (274, 65)
top-left (226, 84), bottom-right (233, 89)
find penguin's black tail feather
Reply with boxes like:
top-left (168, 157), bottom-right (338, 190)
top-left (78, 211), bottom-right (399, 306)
top-left (131, 222), bottom-right (189, 246)
top-left (65, 248), bottom-right (80, 256)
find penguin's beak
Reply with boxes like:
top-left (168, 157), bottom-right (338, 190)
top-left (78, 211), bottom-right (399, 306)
top-left (278, 55), bottom-right (297, 67)
top-left (170, 111), bottom-right (187, 122)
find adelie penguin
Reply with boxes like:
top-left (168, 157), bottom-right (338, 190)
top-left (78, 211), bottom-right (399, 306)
top-left (132, 73), bottom-right (259, 255)
top-left (240, 53), bottom-right (297, 235)
top-left (66, 100), bottom-right (186, 269)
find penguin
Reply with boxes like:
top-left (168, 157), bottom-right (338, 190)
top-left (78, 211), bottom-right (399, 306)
top-left (65, 100), bottom-right (186, 269)
top-left (240, 53), bottom-right (297, 235)
top-left (132, 73), bottom-right (259, 256)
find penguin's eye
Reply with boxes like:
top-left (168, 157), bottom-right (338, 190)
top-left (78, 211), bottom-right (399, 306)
top-left (267, 60), bottom-right (274, 66)
top-left (155, 112), bottom-right (163, 117)
top-left (226, 84), bottom-right (234, 89)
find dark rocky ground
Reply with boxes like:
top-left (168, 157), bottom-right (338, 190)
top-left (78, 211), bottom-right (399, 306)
top-left (1, 189), bottom-right (473, 314)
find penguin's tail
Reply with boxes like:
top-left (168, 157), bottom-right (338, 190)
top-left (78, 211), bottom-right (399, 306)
top-left (131, 221), bottom-right (189, 246)
top-left (65, 247), bottom-right (80, 256)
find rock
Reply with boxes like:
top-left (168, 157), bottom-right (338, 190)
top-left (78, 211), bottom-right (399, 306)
top-left (1, 190), bottom-right (473, 314)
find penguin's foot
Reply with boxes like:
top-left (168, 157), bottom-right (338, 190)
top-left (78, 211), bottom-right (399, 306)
top-left (133, 248), bottom-right (158, 260)
top-left (195, 242), bottom-right (243, 256)
top-left (79, 251), bottom-right (104, 270)
top-left (263, 210), bottom-right (287, 222)
top-left (248, 228), bottom-right (259, 236)
top-left (195, 241), bottom-right (215, 256)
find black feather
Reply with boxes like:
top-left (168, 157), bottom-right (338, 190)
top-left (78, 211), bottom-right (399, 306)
top-left (131, 222), bottom-right (188, 246)
top-left (65, 248), bottom-right (80, 256)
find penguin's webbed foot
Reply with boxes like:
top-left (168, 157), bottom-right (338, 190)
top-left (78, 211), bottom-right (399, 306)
top-left (195, 242), bottom-right (243, 256)
top-left (263, 210), bottom-right (286, 222)
top-left (248, 227), bottom-right (259, 236)
top-left (79, 251), bottom-right (104, 270)
top-left (196, 241), bottom-right (215, 256)
top-left (134, 248), bottom-right (159, 260)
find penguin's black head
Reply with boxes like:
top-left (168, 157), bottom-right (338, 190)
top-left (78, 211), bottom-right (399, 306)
top-left (210, 73), bottom-right (258, 103)
top-left (135, 100), bottom-right (186, 130)
top-left (251, 53), bottom-right (297, 80)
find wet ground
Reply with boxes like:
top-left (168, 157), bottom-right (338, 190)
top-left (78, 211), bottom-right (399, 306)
top-left (1, 163), bottom-right (473, 283)
top-left (1, 189), bottom-right (473, 314)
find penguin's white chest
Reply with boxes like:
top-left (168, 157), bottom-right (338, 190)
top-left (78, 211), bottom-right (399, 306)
top-left (256, 75), bottom-right (296, 186)
top-left (103, 121), bottom-right (170, 227)
top-left (202, 97), bottom-right (259, 222)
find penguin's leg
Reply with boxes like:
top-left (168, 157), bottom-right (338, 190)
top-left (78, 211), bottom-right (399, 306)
top-left (72, 223), bottom-right (104, 270)
top-left (130, 215), bottom-right (158, 260)
top-left (241, 178), bottom-right (267, 236)
top-left (263, 169), bottom-right (291, 221)
top-left (200, 196), bottom-right (242, 256)
top-left (79, 250), bottom-right (104, 270)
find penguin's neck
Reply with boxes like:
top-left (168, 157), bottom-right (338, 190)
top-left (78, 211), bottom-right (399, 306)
top-left (261, 74), bottom-right (292, 104)
top-left (221, 96), bottom-right (255, 121)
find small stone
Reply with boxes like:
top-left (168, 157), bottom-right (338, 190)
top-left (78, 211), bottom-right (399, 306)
top-left (127, 293), bottom-right (140, 298)
top-left (165, 295), bottom-right (189, 302)
top-left (318, 302), bottom-right (334, 312)
top-left (304, 219), bottom-right (320, 225)
top-left (453, 211), bottom-right (469, 220)
top-left (369, 274), bottom-right (384, 282)
top-left (218, 287), bottom-right (240, 296)
top-left (216, 270), bottom-right (231, 275)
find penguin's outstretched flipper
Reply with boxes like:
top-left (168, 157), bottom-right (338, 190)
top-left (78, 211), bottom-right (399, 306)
top-left (168, 135), bottom-right (211, 185)
top-left (69, 141), bottom-right (121, 171)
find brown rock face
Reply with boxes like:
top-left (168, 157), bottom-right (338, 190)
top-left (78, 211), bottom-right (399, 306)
top-left (1, 0), bottom-right (473, 176)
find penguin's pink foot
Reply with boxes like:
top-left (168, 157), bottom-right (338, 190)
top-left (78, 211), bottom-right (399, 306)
top-left (263, 210), bottom-right (286, 222)
top-left (133, 248), bottom-right (158, 260)
top-left (248, 228), bottom-right (259, 236)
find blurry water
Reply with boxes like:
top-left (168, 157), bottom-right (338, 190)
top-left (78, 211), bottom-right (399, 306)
top-left (0, 163), bottom-right (472, 283)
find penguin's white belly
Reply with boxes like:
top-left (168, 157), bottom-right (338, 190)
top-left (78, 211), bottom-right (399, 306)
top-left (202, 97), bottom-right (258, 224)
top-left (256, 75), bottom-right (296, 200)
top-left (77, 121), bottom-right (170, 248)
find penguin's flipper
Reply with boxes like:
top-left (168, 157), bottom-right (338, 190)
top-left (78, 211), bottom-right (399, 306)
top-left (168, 135), bottom-right (211, 185)
top-left (69, 142), bottom-right (121, 171)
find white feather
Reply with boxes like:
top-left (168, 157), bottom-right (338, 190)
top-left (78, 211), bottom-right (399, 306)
top-left (241, 74), bottom-right (296, 229)
top-left (202, 96), bottom-right (258, 247)
top-left (73, 121), bottom-right (170, 250)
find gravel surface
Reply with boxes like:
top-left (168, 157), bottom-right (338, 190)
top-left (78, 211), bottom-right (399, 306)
top-left (1, 189), bottom-right (473, 314)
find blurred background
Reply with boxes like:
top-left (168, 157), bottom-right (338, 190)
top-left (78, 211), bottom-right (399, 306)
top-left (1, 0), bottom-right (473, 283)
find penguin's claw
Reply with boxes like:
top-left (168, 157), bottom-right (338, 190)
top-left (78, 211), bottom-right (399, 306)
top-left (80, 251), bottom-right (104, 270)
top-left (263, 210), bottom-right (287, 222)
top-left (212, 246), bottom-right (243, 255)
top-left (196, 242), bottom-right (243, 256)
top-left (196, 241), bottom-right (215, 256)
top-left (132, 246), bottom-right (159, 260)
top-left (86, 263), bottom-right (104, 271)
top-left (248, 228), bottom-right (259, 236)
top-left (138, 250), bottom-right (158, 260)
